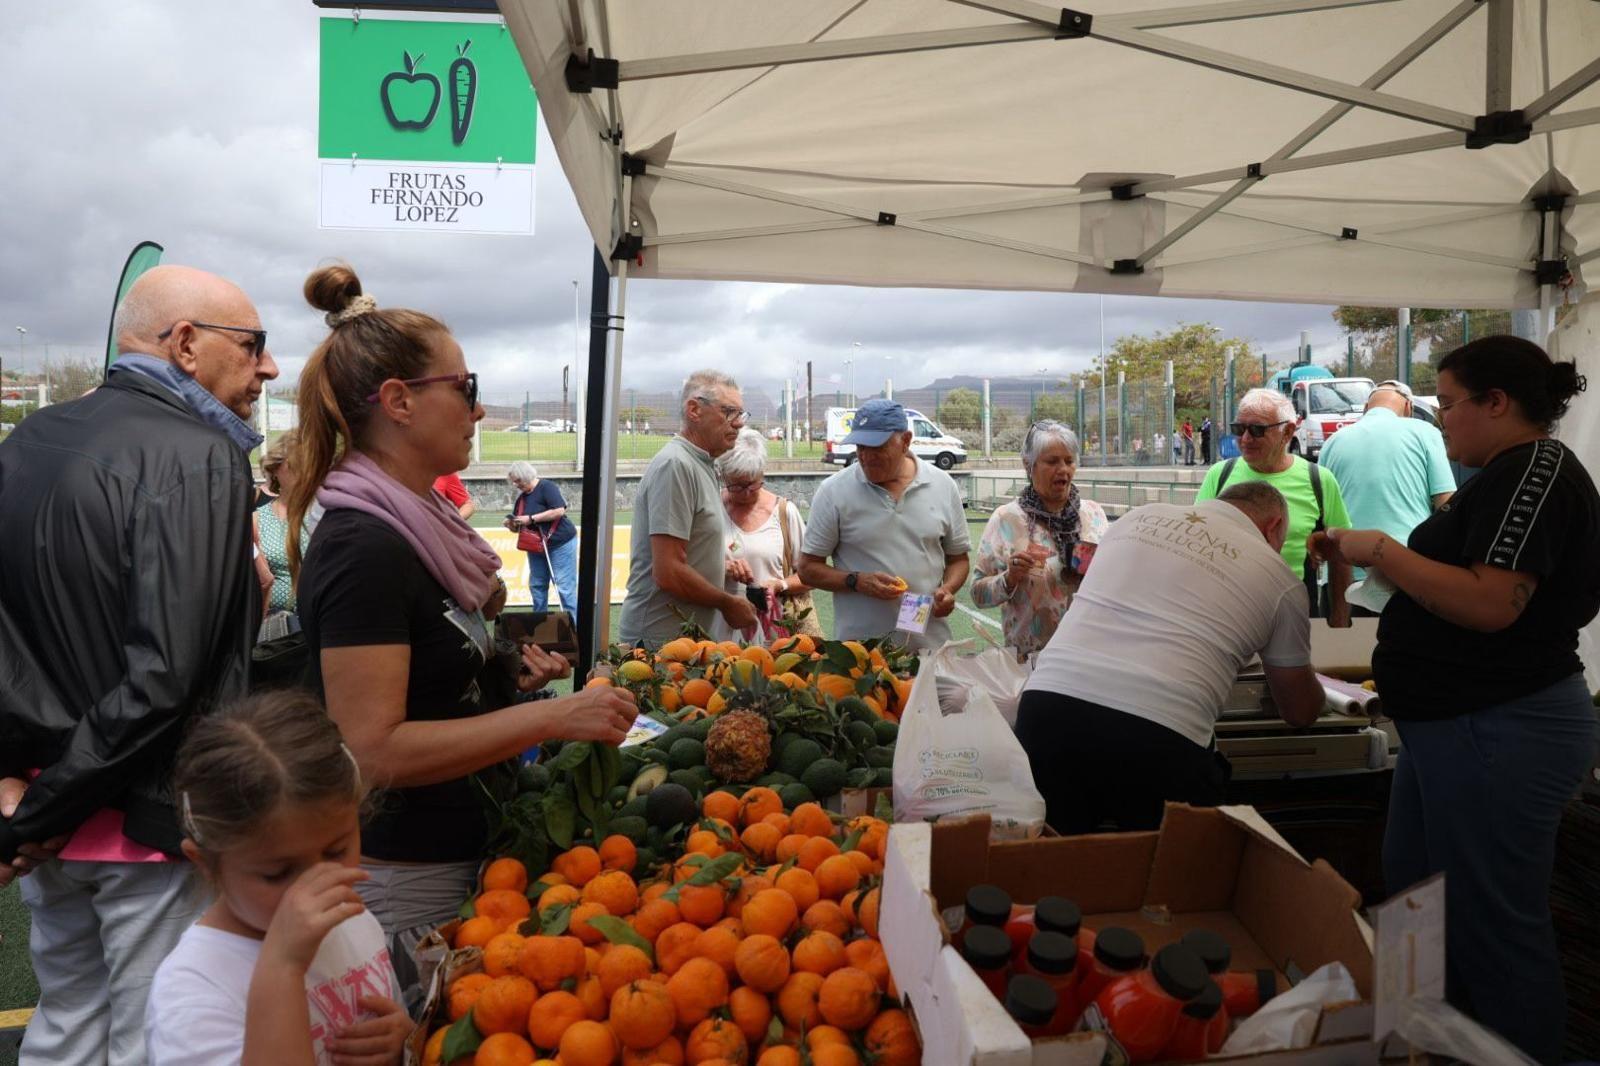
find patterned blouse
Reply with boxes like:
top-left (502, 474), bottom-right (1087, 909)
top-left (971, 497), bottom-right (1110, 660)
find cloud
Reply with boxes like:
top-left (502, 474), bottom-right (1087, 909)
top-left (2, 1), bottom-right (1352, 409)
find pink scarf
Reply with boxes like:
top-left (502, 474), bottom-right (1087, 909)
top-left (318, 452), bottom-right (502, 612)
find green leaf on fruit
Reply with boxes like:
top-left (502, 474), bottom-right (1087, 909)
top-left (541, 902), bottom-right (574, 936)
top-left (442, 1011), bottom-right (483, 1064)
top-left (586, 915), bottom-right (655, 963)
top-left (552, 741), bottom-right (593, 772)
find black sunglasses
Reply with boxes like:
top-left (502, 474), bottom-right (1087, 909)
top-left (1230, 420), bottom-right (1290, 438)
top-left (365, 372), bottom-right (479, 409)
top-left (158, 321), bottom-right (269, 360)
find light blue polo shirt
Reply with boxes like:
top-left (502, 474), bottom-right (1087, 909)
top-left (1317, 407), bottom-right (1455, 579)
top-left (804, 458), bottom-right (971, 650)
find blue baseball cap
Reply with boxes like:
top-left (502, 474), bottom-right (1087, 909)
top-left (843, 399), bottom-right (908, 447)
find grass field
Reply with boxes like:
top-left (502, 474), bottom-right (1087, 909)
top-left (0, 513), bottom-right (1005, 1034)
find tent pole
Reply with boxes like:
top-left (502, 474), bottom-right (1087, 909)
top-left (576, 247), bottom-right (615, 674)
top-left (1484, 0), bottom-right (1514, 113)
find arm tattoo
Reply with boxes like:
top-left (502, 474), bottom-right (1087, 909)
top-left (1372, 535), bottom-right (1387, 561)
top-left (1511, 582), bottom-right (1532, 615)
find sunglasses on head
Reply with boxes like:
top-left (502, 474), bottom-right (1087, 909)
top-left (158, 321), bottom-right (269, 361)
top-left (1230, 420), bottom-right (1289, 438)
top-left (365, 372), bottom-right (479, 408)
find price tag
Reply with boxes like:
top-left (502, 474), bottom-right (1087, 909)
top-left (896, 592), bottom-right (933, 634)
top-left (621, 715), bottom-right (669, 748)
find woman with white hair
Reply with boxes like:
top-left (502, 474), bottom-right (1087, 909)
top-left (1196, 387), bottom-right (1352, 621)
top-left (972, 421), bottom-right (1109, 659)
top-left (505, 459), bottom-right (580, 625)
top-left (714, 428), bottom-right (819, 640)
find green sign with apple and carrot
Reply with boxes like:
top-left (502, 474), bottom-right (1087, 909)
top-left (318, 16), bottom-right (538, 234)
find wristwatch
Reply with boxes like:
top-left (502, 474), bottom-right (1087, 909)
top-left (844, 572), bottom-right (859, 591)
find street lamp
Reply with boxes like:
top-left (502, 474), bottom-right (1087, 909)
top-left (848, 341), bottom-right (861, 405)
top-left (11, 326), bottom-right (25, 392)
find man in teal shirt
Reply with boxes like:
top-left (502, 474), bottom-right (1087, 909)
top-left (1316, 380), bottom-right (1454, 589)
top-left (1196, 387), bottom-right (1352, 623)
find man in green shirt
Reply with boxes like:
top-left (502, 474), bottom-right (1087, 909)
top-left (1196, 388), bottom-right (1353, 624)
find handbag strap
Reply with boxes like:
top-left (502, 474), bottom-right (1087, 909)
top-left (777, 497), bottom-right (795, 578)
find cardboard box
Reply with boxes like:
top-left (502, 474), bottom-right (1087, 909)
top-left (826, 785), bottom-right (893, 819)
top-left (881, 804), bottom-right (1381, 1066)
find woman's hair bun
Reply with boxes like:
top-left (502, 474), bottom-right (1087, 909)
top-left (304, 263), bottom-right (363, 316)
top-left (1548, 360), bottom-right (1585, 403)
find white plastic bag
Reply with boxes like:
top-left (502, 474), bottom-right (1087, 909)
top-left (925, 636), bottom-right (1032, 726)
top-left (892, 641), bottom-right (1047, 839)
top-left (1219, 962), bottom-right (1359, 1055)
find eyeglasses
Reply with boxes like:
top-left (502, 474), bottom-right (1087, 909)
top-left (1230, 420), bottom-right (1290, 438)
top-left (158, 321), bottom-right (269, 360)
top-left (724, 479), bottom-right (762, 494)
top-left (696, 396), bottom-right (749, 423)
top-left (365, 372), bottom-right (479, 408)
top-left (1436, 393), bottom-right (1485, 413)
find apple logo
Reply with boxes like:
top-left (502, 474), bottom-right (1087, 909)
top-left (381, 50), bottom-right (441, 132)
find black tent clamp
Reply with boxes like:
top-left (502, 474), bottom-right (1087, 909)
top-left (1533, 193), bottom-right (1569, 285)
top-left (1466, 109), bottom-right (1532, 150)
top-left (565, 48), bottom-right (619, 93)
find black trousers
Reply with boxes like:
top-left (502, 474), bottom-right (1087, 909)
top-left (1014, 690), bottom-right (1230, 835)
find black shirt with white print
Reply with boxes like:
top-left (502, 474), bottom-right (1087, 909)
top-left (300, 509), bottom-right (509, 862)
top-left (1375, 439), bottom-right (1600, 719)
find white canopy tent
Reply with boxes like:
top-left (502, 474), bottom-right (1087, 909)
top-left (495, 0), bottom-right (1600, 654)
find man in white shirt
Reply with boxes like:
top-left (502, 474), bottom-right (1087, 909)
top-left (1017, 481), bottom-right (1324, 833)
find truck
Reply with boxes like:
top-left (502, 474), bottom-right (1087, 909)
top-left (1266, 365), bottom-right (1374, 460)
top-left (823, 406), bottom-right (968, 469)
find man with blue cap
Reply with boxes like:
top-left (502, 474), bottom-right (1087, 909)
top-left (800, 399), bottom-right (971, 649)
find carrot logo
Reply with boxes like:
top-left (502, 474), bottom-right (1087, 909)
top-left (380, 51), bottom-right (441, 131)
top-left (449, 40), bottom-right (477, 146)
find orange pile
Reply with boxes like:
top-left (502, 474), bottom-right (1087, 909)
top-left (427, 796), bottom-right (916, 1066)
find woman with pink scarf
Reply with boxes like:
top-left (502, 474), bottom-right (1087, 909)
top-left (283, 265), bottom-right (637, 1006)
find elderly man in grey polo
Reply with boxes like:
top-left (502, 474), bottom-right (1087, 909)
top-left (618, 370), bottom-right (761, 647)
top-left (800, 399), bottom-right (971, 649)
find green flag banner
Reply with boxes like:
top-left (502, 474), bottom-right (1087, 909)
top-left (318, 17), bottom-right (539, 235)
top-left (104, 241), bottom-right (164, 372)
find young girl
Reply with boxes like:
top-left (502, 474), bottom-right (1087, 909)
top-left (145, 691), bottom-right (412, 1066)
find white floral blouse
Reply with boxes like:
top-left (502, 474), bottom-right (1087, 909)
top-left (971, 498), bottom-right (1110, 660)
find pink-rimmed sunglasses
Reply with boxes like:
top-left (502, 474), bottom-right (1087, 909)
top-left (366, 372), bottom-right (479, 408)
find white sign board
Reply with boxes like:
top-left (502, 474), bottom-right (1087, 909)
top-left (319, 161), bottom-right (534, 235)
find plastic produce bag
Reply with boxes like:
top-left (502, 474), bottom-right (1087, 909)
top-left (1219, 962), bottom-right (1359, 1055)
top-left (925, 636), bottom-right (1032, 726)
top-left (892, 641), bottom-right (1047, 839)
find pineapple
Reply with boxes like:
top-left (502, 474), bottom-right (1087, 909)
top-left (705, 709), bottom-right (772, 783)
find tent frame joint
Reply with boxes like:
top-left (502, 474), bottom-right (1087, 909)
top-left (1532, 193), bottom-right (1567, 214)
top-left (1246, 162), bottom-right (1264, 179)
top-left (1110, 258), bottom-right (1144, 275)
top-left (877, 211), bottom-right (898, 226)
top-left (1533, 258), bottom-right (1569, 286)
top-left (1340, 227), bottom-right (1358, 240)
top-left (1464, 109), bottom-right (1530, 149)
top-left (620, 153), bottom-right (647, 177)
top-left (611, 234), bottom-right (644, 261)
top-left (565, 48), bottom-right (619, 93)
top-left (1056, 7), bottom-right (1093, 38)
top-left (1110, 183), bottom-right (1143, 201)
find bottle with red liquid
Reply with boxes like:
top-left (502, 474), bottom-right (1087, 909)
top-left (1005, 895), bottom-right (1082, 964)
top-left (1179, 928), bottom-right (1277, 1019)
top-left (1159, 978), bottom-right (1226, 1060)
top-left (962, 924), bottom-right (1013, 1000)
top-left (1004, 974), bottom-right (1059, 1041)
top-left (957, 884), bottom-right (1013, 952)
top-left (1094, 943), bottom-right (1209, 1064)
top-left (1075, 925), bottom-right (1145, 1007)
top-left (1018, 931), bottom-right (1080, 1033)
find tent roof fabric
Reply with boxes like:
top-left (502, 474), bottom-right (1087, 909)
top-left (503, 0), bottom-right (1600, 309)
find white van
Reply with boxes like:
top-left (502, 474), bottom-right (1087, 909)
top-left (823, 406), bottom-right (968, 469)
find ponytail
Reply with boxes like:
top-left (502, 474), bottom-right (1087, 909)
top-left (1438, 335), bottom-right (1586, 430)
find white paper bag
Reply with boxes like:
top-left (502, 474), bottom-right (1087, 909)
top-left (892, 641), bottom-right (1047, 839)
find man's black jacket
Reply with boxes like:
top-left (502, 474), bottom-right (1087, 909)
top-left (0, 371), bottom-right (259, 861)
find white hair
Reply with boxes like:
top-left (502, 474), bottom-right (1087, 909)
top-left (507, 460), bottom-right (538, 485)
top-left (1022, 420), bottom-right (1079, 475)
top-left (1219, 481), bottom-right (1288, 527)
top-left (1236, 387), bottom-right (1295, 422)
top-left (715, 428), bottom-right (767, 482)
top-left (681, 370), bottom-right (739, 413)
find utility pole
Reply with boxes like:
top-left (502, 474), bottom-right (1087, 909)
top-left (1398, 307), bottom-right (1412, 389)
top-left (806, 361), bottom-right (814, 449)
top-left (561, 366), bottom-right (569, 430)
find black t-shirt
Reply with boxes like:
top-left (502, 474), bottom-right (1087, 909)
top-left (299, 509), bottom-right (506, 862)
top-left (1375, 439), bottom-right (1600, 719)
top-left (514, 481), bottom-right (576, 548)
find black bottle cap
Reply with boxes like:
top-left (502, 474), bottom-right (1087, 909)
top-left (1033, 896), bottom-right (1082, 938)
top-left (1182, 979), bottom-right (1224, 1020)
top-left (962, 924), bottom-right (1013, 970)
top-left (1181, 929), bottom-right (1232, 974)
top-left (1151, 944), bottom-right (1209, 1002)
top-left (1093, 926), bottom-right (1146, 972)
top-left (1004, 974), bottom-right (1058, 1026)
top-left (1026, 930), bottom-right (1077, 975)
top-left (965, 884), bottom-right (1012, 927)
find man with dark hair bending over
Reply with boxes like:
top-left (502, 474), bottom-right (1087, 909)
top-left (1016, 481), bottom-right (1325, 834)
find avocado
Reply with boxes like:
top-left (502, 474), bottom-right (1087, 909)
top-left (873, 766), bottom-right (894, 787)
top-left (872, 719), bottom-right (899, 745)
top-left (685, 718), bottom-right (716, 741)
top-left (778, 782), bottom-right (815, 809)
top-left (843, 720), bottom-right (877, 750)
top-left (606, 785), bottom-right (629, 806)
top-left (776, 738), bottom-right (825, 779)
top-left (668, 738), bottom-right (706, 771)
top-left (846, 767), bottom-right (877, 790)
top-left (516, 762), bottom-right (549, 793)
top-left (618, 796), bottom-right (649, 820)
top-left (772, 732), bottom-right (804, 757)
top-left (836, 697), bottom-right (874, 723)
top-left (864, 745), bottom-right (895, 769)
top-left (610, 815), bottom-right (649, 845)
top-left (756, 772), bottom-right (798, 789)
top-left (626, 764), bottom-right (670, 801)
top-left (800, 758), bottom-right (848, 800)
top-left (668, 769), bottom-right (706, 797)
top-left (645, 782), bottom-right (698, 829)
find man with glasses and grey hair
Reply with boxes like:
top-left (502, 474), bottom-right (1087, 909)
top-left (1316, 380), bottom-right (1454, 614)
top-left (1195, 387), bottom-right (1354, 624)
top-left (619, 370), bottom-right (761, 646)
top-left (0, 265), bottom-right (276, 1063)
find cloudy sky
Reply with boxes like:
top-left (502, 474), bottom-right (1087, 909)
top-left (1, 2), bottom-right (1351, 409)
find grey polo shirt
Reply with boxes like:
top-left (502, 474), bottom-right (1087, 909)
top-left (804, 458), bottom-right (971, 649)
top-left (618, 435), bottom-right (727, 646)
